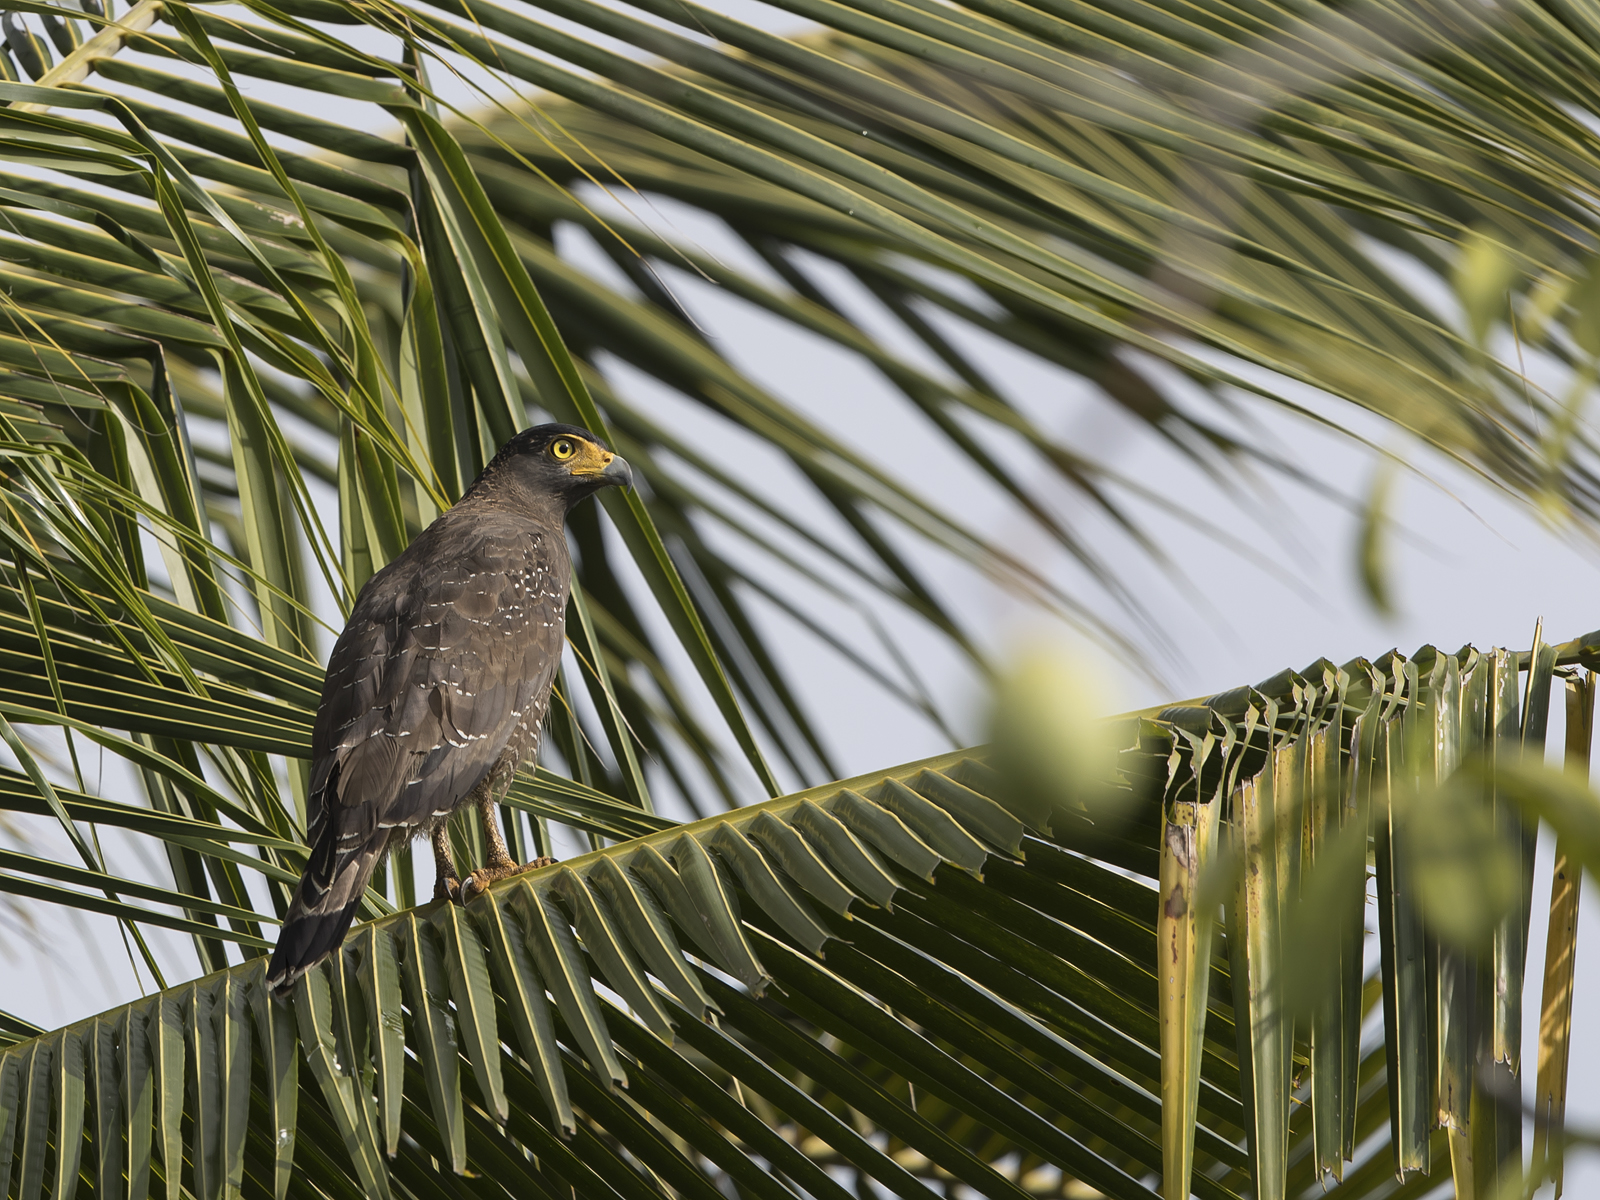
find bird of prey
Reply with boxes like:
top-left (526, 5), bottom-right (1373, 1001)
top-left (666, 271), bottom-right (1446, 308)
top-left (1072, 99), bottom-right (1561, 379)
top-left (266, 424), bottom-right (633, 995)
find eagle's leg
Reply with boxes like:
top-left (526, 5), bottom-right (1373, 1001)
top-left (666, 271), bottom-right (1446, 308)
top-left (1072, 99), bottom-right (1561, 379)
top-left (431, 823), bottom-right (462, 903)
top-left (459, 794), bottom-right (556, 903)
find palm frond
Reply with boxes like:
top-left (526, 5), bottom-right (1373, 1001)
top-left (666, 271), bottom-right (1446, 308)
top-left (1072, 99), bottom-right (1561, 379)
top-left (4, 630), bottom-right (1598, 1198)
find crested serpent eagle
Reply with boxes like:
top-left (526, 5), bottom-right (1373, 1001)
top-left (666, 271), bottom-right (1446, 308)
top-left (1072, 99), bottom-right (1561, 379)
top-left (266, 424), bottom-right (633, 995)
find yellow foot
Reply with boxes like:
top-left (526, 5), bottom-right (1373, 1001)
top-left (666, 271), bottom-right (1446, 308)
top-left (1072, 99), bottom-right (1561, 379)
top-left (460, 856), bottom-right (557, 903)
top-left (434, 875), bottom-right (461, 903)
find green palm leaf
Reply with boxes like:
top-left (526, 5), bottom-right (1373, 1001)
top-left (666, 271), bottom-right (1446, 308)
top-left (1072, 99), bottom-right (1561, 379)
top-left (4, 638), bottom-right (1596, 1197)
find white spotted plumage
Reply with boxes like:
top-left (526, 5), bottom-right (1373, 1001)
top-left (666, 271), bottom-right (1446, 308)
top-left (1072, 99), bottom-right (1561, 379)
top-left (267, 424), bottom-right (631, 995)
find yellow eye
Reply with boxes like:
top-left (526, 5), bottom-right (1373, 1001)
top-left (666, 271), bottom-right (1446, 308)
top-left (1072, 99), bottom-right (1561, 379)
top-left (550, 438), bottom-right (576, 461)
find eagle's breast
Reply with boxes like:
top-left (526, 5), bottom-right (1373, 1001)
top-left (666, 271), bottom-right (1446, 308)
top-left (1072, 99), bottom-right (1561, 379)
top-left (308, 513), bottom-right (571, 843)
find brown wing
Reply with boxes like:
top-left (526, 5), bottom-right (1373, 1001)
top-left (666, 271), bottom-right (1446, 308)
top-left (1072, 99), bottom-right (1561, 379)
top-left (313, 520), bottom-right (567, 838)
top-left (267, 519), bottom-right (568, 992)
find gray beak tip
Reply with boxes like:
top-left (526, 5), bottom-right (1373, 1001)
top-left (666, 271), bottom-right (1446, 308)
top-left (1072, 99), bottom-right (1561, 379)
top-left (603, 455), bottom-right (635, 491)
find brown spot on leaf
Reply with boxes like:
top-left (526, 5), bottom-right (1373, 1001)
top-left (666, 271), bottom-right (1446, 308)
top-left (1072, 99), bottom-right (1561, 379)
top-left (1164, 883), bottom-right (1187, 921)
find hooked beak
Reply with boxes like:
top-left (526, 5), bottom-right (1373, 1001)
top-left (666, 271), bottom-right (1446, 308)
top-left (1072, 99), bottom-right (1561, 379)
top-left (570, 442), bottom-right (635, 491)
top-left (597, 454), bottom-right (634, 491)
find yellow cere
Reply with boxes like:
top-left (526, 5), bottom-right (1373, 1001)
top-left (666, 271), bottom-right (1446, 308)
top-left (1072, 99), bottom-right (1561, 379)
top-left (566, 439), bottom-right (616, 476)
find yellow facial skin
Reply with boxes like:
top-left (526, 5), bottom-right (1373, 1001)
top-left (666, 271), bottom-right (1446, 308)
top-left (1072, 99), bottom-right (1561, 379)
top-left (546, 433), bottom-right (632, 492)
top-left (552, 436), bottom-right (613, 476)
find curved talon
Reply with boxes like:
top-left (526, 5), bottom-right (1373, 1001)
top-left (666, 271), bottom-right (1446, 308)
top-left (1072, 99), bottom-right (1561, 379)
top-left (461, 870), bottom-right (491, 905)
top-left (434, 874), bottom-right (461, 904)
top-left (460, 857), bottom-right (559, 904)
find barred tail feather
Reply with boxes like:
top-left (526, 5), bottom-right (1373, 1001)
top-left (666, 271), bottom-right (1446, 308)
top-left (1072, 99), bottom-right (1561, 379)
top-left (266, 824), bottom-right (386, 997)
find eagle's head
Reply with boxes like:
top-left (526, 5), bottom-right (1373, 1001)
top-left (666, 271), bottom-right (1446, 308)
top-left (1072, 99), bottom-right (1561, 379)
top-left (478, 423), bottom-right (634, 509)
